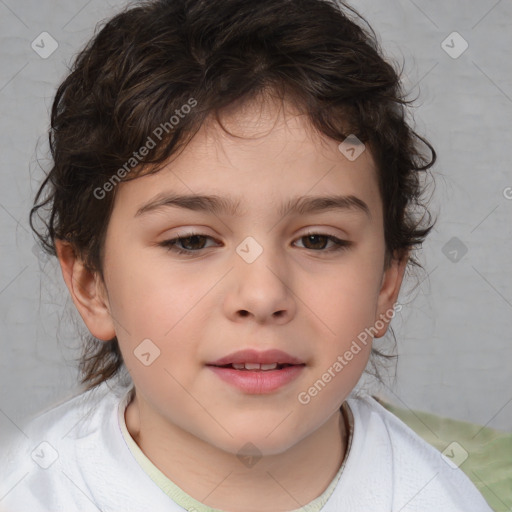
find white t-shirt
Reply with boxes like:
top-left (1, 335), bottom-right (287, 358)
top-left (0, 380), bottom-right (493, 512)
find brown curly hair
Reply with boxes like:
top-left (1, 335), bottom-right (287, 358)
top-left (29, 0), bottom-right (436, 392)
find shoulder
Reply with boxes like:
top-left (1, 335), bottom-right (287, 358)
top-left (0, 381), bottom-right (132, 512)
top-left (1, 380), bottom-right (123, 452)
top-left (330, 392), bottom-right (494, 511)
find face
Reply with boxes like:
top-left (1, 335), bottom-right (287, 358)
top-left (58, 94), bottom-right (406, 457)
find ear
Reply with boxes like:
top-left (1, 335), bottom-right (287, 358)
top-left (54, 239), bottom-right (116, 341)
top-left (373, 251), bottom-right (408, 338)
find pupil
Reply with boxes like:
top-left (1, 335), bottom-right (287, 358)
top-left (182, 235), bottom-right (205, 250)
top-left (305, 235), bottom-right (326, 250)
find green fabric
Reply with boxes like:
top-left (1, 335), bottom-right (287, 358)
top-left (373, 396), bottom-right (512, 512)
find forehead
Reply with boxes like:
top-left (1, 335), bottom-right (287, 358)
top-left (113, 95), bottom-right (381, 221)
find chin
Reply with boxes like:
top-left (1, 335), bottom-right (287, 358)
top-left (206, 429), bottom-right (301, 459)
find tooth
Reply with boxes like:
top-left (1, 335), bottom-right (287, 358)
top-left (244, 363), bottom-right (261, 370)
top-left (232, 363), bottom-right (245, 370)
top-left (260, 363), bottom-right (278, 370)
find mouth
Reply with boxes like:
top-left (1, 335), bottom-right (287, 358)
top-left (208, 362), bottom-right (304, 371)
top-left (205, 349), bottom-right (306, 393)
top-left (206, 348), bottom-right (306, 367)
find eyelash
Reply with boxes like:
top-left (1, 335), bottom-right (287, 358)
top-left (158, 231), bottom-right (352, 256)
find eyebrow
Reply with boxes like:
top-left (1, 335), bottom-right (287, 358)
top-left (134, 192), bottom-right (371, 219)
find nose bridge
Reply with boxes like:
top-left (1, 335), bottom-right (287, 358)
top-left (234, 233), bottom-right (286, 287)
top-left (227, 231), bottom-right (296, 322)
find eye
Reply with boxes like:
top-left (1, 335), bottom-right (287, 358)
top-left (158, 231), bottom-right (352, 256)
top-left (293, 232), bottom-right (352, 253)
top-left (158, 232), bottom-right (218, 255)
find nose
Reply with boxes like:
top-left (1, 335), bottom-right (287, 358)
top-left (224, 240), bottom-right (297, 325)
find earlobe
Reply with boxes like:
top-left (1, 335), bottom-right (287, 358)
top-left (373, 252), bottom-right (408, 338)
top-left (54, 239), bottom-right (116, 341)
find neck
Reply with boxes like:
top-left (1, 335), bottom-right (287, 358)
top-left (125, 392), bottom-right (350, 512)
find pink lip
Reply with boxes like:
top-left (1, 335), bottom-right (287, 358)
top-left (206, 348), bottom-right (306, 394)
top-left (207, 348), bottom-right (305, 366)
top-left (207, 365), bottom-right (305, 394)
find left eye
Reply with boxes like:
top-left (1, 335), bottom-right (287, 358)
top-left (295, 233), bottom-right (351, 251)
top-left (158, 232), bottom-right (352, 256)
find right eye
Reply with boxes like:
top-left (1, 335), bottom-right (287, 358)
top-left (158, 233), bottom-right (219, 255)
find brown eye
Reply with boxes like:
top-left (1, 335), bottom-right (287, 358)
top-left (294, 233), bottom-right (351, 252)
top-left (175, 235), bottom-right (208, 251)
top-left (300, 234), bottom-right (330, 250)
top-left (159, 233), bottom-right (218, 255)
top-left (158, 232), bottom-right (351, 257)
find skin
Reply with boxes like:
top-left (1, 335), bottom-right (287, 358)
top-left (55, 93), bottom-right (407, 512)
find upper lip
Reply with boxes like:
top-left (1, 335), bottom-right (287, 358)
top-left (207, 349), bottom-right (305, 366)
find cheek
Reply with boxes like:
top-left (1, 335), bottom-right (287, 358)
top-left (106, 251), bottom-right (217, 372)
top-left (301, 289), bottom-right (375, 408)
top-left (106, 247), bottom-right (205, 332)
top-left (308, 260), bottom-right (381, 333)
top-left (301, 255), bottom-right (382, 386)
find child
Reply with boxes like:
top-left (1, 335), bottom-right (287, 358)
top-left (0, 0), bottom-right (494, 510)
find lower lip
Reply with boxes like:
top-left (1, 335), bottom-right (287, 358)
top-left (207, 365), bottom-right (305, 394)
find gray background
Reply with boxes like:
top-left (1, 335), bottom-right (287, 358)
top-left (0, 0), bottom-right (511, 435)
